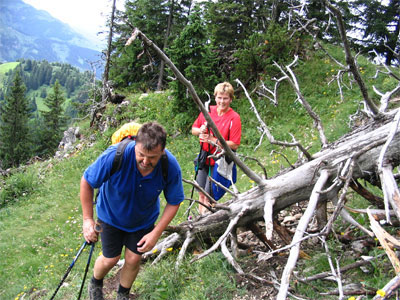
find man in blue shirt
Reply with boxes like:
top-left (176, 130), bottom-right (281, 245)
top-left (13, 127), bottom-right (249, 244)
top-left (81, 122), bottom-right (184, 300)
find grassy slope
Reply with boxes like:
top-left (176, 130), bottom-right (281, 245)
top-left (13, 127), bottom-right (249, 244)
top-left (0, 62), bottom-right (20, 89)
top-left (1, 46), bottom-right (399, 299)
top-left (1, 62), bottom-right (82, 112)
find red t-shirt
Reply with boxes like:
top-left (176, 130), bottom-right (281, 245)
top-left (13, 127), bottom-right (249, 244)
top-left (192, 105), bottom-right (241, 165)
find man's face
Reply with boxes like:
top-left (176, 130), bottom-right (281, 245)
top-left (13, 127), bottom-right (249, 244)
top-left (135, 142), bottom-right (164, 173)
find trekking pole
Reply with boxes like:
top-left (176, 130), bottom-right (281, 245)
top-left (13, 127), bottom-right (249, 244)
top-left (77, 242), bottom-right (95, 300)
top-left (50, 241), bottom-right (88, 300)
top-left (189, 98), bottom-right (212, 217)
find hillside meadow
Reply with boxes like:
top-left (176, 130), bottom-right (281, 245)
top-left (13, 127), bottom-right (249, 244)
top-left (0, 62), bottom-right (20, 89)
top-left (1, 47), bottom-right (399, 299)
top-left (0, 60), bottom-right (91, 115)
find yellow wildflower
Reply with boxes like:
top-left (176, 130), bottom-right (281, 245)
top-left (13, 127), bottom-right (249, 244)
top-left (166, 248), bottom-right (173, 252)
top-left (376, 290), bottom-right (386, 297)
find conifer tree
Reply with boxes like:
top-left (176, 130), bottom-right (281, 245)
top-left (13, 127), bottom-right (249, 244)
top-left (167, 4), bottom-right (218, 130)
top-left (39, 80), bottom-right (67, 157)
top-left (110, 0), bottom-right (191, 89)
top-left (204, 0), bottom-right (274, 79)
top-left (351, 0), bottom-right (400, 65)
top-left (0, 71), bottom-right (32, 168)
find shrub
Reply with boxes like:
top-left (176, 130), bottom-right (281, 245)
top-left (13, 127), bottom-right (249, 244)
top-left (0, 169), bottom-right (39, 207)
top-left (233, 24), bottom-right (300, 84)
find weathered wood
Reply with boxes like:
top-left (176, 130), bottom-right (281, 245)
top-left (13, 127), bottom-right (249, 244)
top-left (162, 113), bottom-right (400, 246)
top-left (372, 274), bottom-right (400, 300)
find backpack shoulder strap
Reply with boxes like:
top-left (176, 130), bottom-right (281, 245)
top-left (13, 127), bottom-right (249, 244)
top-left (111, 138), bottom-right (134, 176)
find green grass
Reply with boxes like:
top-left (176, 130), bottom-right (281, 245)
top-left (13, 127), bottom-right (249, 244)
top-left (1, 46), bottom-right (399, 299)
top-left (0, 132), bottom-right (240, 299)
top-left (0, 138), bottom-right (103, 299)
top-left (0, 62), bottom-right (20, 89)
top-left (0, 62), bottom-right (20, 74)
top-left (26, 84), bottom-right (75, 113)
top-left (133, 253), bottom-right (239, 300)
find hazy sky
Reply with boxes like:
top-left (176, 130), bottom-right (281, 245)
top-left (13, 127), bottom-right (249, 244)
top-left (22, 0), bottom-right (124, 48)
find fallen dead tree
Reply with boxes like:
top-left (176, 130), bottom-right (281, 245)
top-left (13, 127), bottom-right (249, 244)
top-left (140, 110), bottom-right (400, 256)
top-left (119, 1), bottom-right (400, 298)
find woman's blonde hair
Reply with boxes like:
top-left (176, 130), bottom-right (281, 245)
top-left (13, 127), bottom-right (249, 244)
top-left (214, 82), bottom-right (234, 99)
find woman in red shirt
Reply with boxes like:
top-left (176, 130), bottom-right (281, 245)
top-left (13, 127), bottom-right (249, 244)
top-left (192, 82), bottom-right (242, 214)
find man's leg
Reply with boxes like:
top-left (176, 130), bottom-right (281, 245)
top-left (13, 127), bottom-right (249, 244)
top-left (89, 220), bottom-right (123, 300)
top-left (120, 248), bottom-right (142, 288)
top-left (94, 254), bottom-right (121, 280)
top-left (115, 248), bottom-right (141, 300)
top-left (88, 255), bottom-right (120, 300)
top-left (116, 226), bottom-right (154, 299)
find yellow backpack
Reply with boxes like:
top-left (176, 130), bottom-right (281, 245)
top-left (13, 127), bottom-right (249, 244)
top-left (111, 121), bottom-right (142, 145)
top-left (110, 122), bottom-right (169, 180)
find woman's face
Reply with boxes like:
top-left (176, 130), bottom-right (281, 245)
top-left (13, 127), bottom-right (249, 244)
top-left (215, 92), bottom-right (232, 113)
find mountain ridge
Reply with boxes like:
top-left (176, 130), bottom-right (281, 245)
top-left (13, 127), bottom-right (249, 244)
top-left (0, 0), bottom-right (103, 73)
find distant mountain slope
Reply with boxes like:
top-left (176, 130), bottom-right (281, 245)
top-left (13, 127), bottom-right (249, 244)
top-left (0, 0), bottom-right (103, 73)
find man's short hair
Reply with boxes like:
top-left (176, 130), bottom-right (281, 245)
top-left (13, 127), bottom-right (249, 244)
top-left (214, 82), bottom-right (234, 100)
top-left (136, 122), bottom-right (167, 150)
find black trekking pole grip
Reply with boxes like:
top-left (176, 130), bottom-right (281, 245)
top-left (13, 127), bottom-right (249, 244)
top-left (49, 241), bottom-right (88, 300)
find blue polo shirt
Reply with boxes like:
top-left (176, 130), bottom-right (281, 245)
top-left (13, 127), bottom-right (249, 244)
top-left (83, 141), bottom-right (185, 232)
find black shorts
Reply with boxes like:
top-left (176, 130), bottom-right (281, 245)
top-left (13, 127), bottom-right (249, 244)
top-left (98, 219), bottom-right (154, 258)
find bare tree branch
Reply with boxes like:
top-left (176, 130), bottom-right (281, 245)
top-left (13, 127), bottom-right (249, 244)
top-left (377, 109), bottom-right (400, 221)
top-left (320, 236), bottom-right (344, 299)
top-left (175, 231), bottom-right (194, 269)
top-left (236, 78), bottom-right (312, 160)
top-left (273, 56), bottom-right (329, 147)
top-left (277, 169), bottom-right (330, 300)
top-left (372, 274), bottom-right (400, 300)
top-left (126, 28), bottom-right (263, 185)
top-left (323, 0), bottom-right (381, 117)
top-left (102, 0), bottom-right (116, 102)
top-left (298, 254), bottom-right (383, 282)
top-left (221, 233), bottom-right (244, 274)
top-left (368, 208), bottom-right (400, 273)
top-left (191, 204), bottom-right (249, 263)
